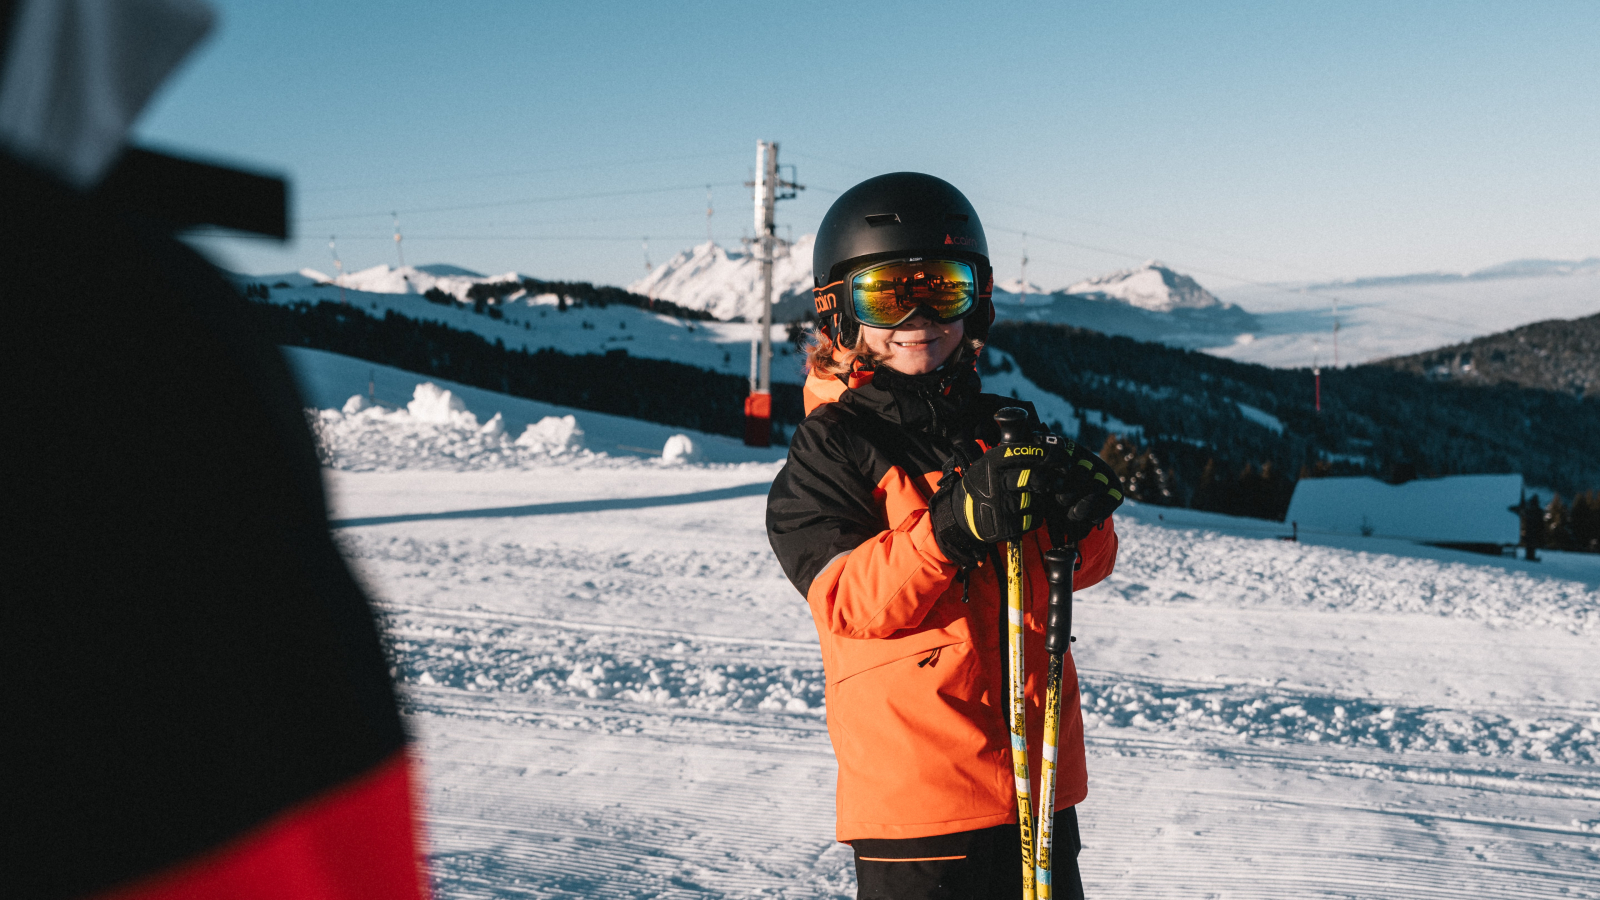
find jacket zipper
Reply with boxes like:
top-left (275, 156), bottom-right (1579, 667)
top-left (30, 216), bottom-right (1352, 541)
top-left (917, 646), bottom-right (943, 668)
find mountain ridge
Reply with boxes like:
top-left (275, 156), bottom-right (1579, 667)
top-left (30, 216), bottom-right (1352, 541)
top-left (1373, 313), bottom-right (1600, 397)
top-left (1305, 257), bottom-right (1599, 291)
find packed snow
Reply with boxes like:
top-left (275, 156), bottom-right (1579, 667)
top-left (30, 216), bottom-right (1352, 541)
top-left (284, 348), bottom-right (1600, 899)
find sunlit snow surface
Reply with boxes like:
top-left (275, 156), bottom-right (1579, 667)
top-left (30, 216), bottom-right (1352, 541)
top-left (289, 351), bottom-right (1600, 899)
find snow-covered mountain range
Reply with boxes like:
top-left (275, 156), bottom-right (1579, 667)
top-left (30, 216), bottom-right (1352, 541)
top-left (299, 263), bottom-right (522, 303)
top-left (626, 240), bottom-right (1253, 345)
top-left (628, 238), bottom-right (815, 322)
top-left (255, 244), bottom-right (1596, 372)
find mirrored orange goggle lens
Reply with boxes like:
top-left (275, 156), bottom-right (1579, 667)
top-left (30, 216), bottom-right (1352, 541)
top-left (850, 259), bottom-right (977, 327)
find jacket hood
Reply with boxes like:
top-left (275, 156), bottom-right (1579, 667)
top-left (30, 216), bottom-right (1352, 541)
top-left (802, 358), bottom-right (982, 435)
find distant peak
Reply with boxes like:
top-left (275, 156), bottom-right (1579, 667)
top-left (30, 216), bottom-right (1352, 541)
top-left (1066, 261), bottom-right (1221, 313)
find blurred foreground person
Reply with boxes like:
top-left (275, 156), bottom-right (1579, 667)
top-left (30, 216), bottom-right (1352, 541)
top-left (2, 1), bottom-right (427, 897)
top-left (767, 173), bottom-right (1125, 899)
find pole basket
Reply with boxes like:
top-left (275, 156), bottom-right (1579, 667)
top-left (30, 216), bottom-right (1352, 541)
top-left (743, 391), bottom-right (772, 447)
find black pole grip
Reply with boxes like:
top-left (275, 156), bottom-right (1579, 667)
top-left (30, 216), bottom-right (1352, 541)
top-left (994, 407), bottom-right (1030, 445)
top-left (1043, 546), bottom-right (1076, 655)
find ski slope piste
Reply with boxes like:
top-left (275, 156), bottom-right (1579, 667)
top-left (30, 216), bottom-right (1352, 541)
top-left (290, 346), bottom-right (1600, 900)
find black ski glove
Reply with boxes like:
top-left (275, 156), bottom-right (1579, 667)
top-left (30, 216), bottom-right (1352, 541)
top-left (930, 441), bottom-right (1047, 568)
top-left (1039, 434), bottom-right (1125, 542)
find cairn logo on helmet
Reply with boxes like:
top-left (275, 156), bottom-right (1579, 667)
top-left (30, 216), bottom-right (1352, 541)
top-left (813, 284), bottom-right (839, 315)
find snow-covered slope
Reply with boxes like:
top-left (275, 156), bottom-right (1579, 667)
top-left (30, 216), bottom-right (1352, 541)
top-left (628, 238), bottom-right (815, 322)
top-left (298, 376), bottom-right (1600, 898)
top-left (1066, 260), bottom-right (1224, 312)
top-left (237, 275), bottom-right (809, 385)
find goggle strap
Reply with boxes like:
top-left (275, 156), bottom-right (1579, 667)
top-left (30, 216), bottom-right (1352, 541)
top-left (813, 280), bottom-right (844, 316)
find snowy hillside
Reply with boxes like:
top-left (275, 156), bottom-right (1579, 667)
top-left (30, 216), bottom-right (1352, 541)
top-left (628, 238), bottom-right (815, 322)
top-left (283, 363), bottom-right (1600, 899)
top-left (1065, 259), bottom-right (1224, 312)
top-left (236, 274), bottom-right (809, 385)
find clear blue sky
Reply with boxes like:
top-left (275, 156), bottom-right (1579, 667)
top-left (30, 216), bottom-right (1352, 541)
top-left (136, 0), bottom-right (1600, 294)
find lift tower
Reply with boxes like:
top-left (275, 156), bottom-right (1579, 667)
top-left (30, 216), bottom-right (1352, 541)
top-left (744, 140), bottom-right (802, 446)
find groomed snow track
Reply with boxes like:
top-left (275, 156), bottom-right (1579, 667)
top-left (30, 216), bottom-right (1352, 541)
top-left (316, 412), bottom-right (1599, 898)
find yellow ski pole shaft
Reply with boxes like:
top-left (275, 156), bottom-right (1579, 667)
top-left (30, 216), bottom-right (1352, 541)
top-left (1006, 539), bottom-right (1036, 900)
top-left (1036, 545), bottom-right (1077, 900)
top-left (993, 407), bottom-right (1036, 900)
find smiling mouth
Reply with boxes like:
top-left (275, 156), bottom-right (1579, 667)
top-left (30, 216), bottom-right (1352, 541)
top-left (892, 338), bottom-right (938, 348)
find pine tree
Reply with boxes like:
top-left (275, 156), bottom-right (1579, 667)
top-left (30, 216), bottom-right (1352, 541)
top-left (1570, 491), bottom-right (1600, 553)
top-left (1194, 458), bottom-right (1221, 512)
top-left (1545, 495), bottom-right (1576, 551)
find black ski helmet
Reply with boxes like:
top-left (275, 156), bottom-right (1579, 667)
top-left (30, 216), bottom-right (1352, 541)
top-left (812, 172), bottom-right (993, 348)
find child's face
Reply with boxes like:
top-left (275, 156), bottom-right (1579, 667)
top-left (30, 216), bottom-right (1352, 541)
top-left (857, 314), bottom-right (966, 376)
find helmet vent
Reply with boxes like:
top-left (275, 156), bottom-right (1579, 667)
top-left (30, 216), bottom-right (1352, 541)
top-left (865, 213), bottom-right (901, 227)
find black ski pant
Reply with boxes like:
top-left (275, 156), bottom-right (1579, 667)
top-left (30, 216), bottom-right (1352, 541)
top-left (851, 806), bottom-right (1085, 900)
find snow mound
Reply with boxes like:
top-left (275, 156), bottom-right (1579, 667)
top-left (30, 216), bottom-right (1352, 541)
top-left (514, 415), bottom-right (585, 455)
top-left (661, 433), bottom-right (702, 464)
top-left (308, 384), bottom-right (613, 472)
top-left (407, 383), bottom-right (476, 426)
top-left (1066, 260), bottom-right (1222, 312)
top-left (629, 238), bottom-right (814, 321)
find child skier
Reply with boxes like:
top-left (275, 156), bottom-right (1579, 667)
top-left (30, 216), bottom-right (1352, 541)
top-left (767, 173), bottom-right (1123, 900)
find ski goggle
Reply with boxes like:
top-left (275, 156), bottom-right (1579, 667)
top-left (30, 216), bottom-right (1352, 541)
top-left (849, 258), bottom-right (978, 328)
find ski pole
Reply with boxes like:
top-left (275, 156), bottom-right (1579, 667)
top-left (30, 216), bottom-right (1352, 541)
top-left (993, 407), bottom-right (1037, 900)
top-left (1036, 545), bottom-right (1077, 900)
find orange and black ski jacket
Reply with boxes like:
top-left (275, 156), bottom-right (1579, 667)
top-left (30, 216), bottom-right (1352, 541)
top-left (767, 362), bottom-right (1117, 842)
